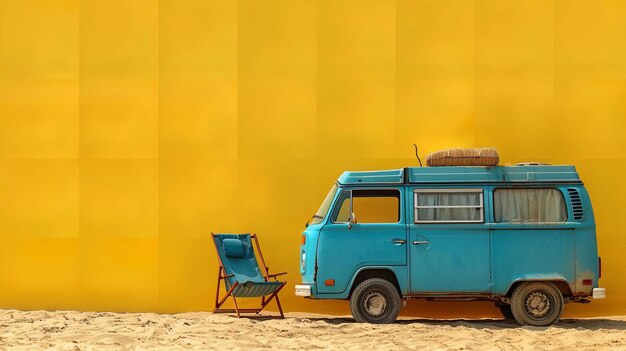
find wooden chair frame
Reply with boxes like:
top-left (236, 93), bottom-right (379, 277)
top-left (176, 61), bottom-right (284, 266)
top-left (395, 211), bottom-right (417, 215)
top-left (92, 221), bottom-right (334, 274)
top-left (212, 233), bottom-right (287, 318)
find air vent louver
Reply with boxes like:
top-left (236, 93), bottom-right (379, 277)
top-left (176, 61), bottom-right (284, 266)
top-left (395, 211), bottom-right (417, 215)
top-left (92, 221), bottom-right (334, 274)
top-left (567, 188), bottom-right (584, 221)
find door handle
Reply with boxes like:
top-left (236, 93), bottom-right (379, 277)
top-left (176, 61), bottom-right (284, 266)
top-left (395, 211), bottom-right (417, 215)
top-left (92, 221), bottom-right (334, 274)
top-left (391, 239), bottom-right (406, 245)
top-left (412, 240), bottom-right (430, 245)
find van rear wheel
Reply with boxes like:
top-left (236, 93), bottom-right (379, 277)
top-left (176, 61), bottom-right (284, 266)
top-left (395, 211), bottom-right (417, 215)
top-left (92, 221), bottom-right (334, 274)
top-left (511, 282), bottom-right (564, 326)
top-left (350, 278), bottom-right (401, 324)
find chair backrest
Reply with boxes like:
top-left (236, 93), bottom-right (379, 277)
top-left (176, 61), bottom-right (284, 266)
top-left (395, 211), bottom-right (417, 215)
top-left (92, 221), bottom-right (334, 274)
top-left (212, 233), bottom-right (266, 287)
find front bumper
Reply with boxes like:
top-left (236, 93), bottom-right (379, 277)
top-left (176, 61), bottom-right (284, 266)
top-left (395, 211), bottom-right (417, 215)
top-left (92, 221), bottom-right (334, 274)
top-left (295, 284), bottom-right (311, 297)
top-left (592, 288), bottom-right (606, 299)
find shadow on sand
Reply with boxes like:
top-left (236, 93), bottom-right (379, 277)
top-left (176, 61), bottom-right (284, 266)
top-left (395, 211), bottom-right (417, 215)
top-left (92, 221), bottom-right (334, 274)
top-left (280, 316), bottom-right (626, 331)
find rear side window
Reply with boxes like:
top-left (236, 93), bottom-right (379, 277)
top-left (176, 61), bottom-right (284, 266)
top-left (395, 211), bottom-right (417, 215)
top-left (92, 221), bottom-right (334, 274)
top-left (414, 189), bottom-right (484, 223)
top-left (493, 188), bottom-right (567, 223)
top-left (333, 189), bottom-right (400, 224)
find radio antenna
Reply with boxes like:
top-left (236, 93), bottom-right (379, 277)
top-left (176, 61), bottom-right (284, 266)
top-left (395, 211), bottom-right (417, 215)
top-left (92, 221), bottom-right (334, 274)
top-left (413, 144), bottom-right (423, 167)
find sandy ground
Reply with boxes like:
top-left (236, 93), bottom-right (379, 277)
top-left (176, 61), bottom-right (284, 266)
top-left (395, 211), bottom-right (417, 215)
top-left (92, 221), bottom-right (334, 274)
top-left (0, 310), bottom-right (624, 350)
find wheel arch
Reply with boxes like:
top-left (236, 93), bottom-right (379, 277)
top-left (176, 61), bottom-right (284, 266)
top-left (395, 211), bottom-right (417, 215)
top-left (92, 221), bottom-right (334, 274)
top-left (348, 268), bottom-right (402, 298)
top-left (505, 278), bottom-right (574, 298)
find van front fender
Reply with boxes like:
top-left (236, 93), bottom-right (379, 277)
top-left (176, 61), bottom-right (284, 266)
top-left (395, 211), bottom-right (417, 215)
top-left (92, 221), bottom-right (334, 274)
top-left (317, 266), bottom-right (407, 300)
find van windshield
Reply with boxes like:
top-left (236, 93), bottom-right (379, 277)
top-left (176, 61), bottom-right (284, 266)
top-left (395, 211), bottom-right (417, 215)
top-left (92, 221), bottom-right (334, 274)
top-left (308, 184), bottom-right (338, 226)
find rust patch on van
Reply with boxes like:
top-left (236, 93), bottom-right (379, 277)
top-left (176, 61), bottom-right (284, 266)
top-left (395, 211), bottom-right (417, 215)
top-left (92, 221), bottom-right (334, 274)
top-left (574, 271), bottom-right (595, 296)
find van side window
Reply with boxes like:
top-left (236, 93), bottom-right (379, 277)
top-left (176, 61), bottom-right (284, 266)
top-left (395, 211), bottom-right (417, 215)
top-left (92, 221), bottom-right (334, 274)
top-left (414, 189), bottom-right (483, 223)
top-left (333, 189), bottom-right (400, 224)
top-left (494, 188), bottom-right (567, 223)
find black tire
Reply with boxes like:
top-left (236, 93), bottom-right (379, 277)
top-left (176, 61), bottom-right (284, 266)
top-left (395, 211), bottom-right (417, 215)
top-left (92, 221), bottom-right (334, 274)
top-left (510, 282), bottom-right (564, 326)
top-left (497, 303), bottom-right (515, 320)
top-left (350, 278), bottom-right (402, 324)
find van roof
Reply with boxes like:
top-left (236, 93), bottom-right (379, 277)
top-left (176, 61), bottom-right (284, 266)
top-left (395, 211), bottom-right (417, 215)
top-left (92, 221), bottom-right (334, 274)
top-left (337, 165), bottom-right (581, 185)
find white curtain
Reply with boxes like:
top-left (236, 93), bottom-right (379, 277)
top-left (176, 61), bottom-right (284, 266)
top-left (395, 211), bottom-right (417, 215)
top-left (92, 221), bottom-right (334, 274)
top-left (416, 192), bottom-right (482, 221)
top-left (494, 189), bottom-right (566, 223)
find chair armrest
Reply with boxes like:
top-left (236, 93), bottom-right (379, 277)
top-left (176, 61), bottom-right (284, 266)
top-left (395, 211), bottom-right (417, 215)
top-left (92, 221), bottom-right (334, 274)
top-left (267, 272), bottom-right (287, 278)
top-left (221, 273), bottom-right (235, 279)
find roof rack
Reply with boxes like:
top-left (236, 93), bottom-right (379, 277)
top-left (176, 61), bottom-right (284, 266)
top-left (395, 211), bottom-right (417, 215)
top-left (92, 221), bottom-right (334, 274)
top-left (337, 165), bottom-right (582, 185)
top-left (513, 162), bottom-right (551, 166)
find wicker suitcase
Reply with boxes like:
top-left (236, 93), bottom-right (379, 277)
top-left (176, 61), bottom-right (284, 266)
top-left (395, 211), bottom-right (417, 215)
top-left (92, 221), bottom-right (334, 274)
top-left (425, 147), bottom-right (500, 167)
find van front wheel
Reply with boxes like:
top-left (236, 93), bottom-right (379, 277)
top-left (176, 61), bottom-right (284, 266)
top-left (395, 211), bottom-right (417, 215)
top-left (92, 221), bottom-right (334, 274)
top-left (510, 282), bottom-right (564, 326)
top-left (496, 303), bottom-right (515, 320)
top-left (350, 278), bottom-right (401, 324)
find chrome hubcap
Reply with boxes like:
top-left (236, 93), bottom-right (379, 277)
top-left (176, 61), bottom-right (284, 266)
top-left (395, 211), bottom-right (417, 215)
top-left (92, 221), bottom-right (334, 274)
top-left (362, 291), bottom-right (388, 317)
top-left (525, 291), bottom-right (551, 318)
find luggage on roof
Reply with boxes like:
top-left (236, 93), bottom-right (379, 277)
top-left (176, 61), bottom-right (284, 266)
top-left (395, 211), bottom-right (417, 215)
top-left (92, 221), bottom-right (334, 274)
top-left (426, 147), bottom-right (500, 167)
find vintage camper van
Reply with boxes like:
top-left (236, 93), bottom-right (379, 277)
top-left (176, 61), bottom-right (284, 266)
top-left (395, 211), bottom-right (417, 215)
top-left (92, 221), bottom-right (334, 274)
top-left (296, 165), bottom-right (605, 326)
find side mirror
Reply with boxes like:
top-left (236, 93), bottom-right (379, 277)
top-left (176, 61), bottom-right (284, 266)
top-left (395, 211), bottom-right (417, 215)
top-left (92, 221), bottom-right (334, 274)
top-left (348, 212), bottom-right (357, 229)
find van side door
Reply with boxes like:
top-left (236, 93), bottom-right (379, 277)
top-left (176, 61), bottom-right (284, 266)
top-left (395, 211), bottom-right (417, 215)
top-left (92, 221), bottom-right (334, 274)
top-left (408, 187), bottom-right (492, 293)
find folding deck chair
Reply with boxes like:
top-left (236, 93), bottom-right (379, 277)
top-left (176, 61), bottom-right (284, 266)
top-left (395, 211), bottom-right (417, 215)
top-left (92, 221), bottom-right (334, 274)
top-left (211, 233), bottom-right (287, 318)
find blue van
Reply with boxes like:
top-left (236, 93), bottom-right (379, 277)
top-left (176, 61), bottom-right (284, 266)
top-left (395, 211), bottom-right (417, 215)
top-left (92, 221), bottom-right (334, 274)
top-left (296, 165), bottom-right (605, 326)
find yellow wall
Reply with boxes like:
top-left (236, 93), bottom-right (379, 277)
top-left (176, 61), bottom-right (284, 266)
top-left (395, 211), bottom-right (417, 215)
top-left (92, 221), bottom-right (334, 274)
top-left (0, 0), bottom-right (624, 317)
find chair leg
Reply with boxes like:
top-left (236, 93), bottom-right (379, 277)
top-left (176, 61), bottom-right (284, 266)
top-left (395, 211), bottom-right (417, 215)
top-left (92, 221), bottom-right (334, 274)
top-left (232, 295), bottom-right (241, 318)
top-left (214, 281), bottom-right (238, 313)
top-left (258, 282), bottom-right (286, 317)
top-left (273, 282), bottom-right (286, 318)
top-left (214, 268), bottom-right (222, 310)
top-left (275, 294), bottom-right (285, 318)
